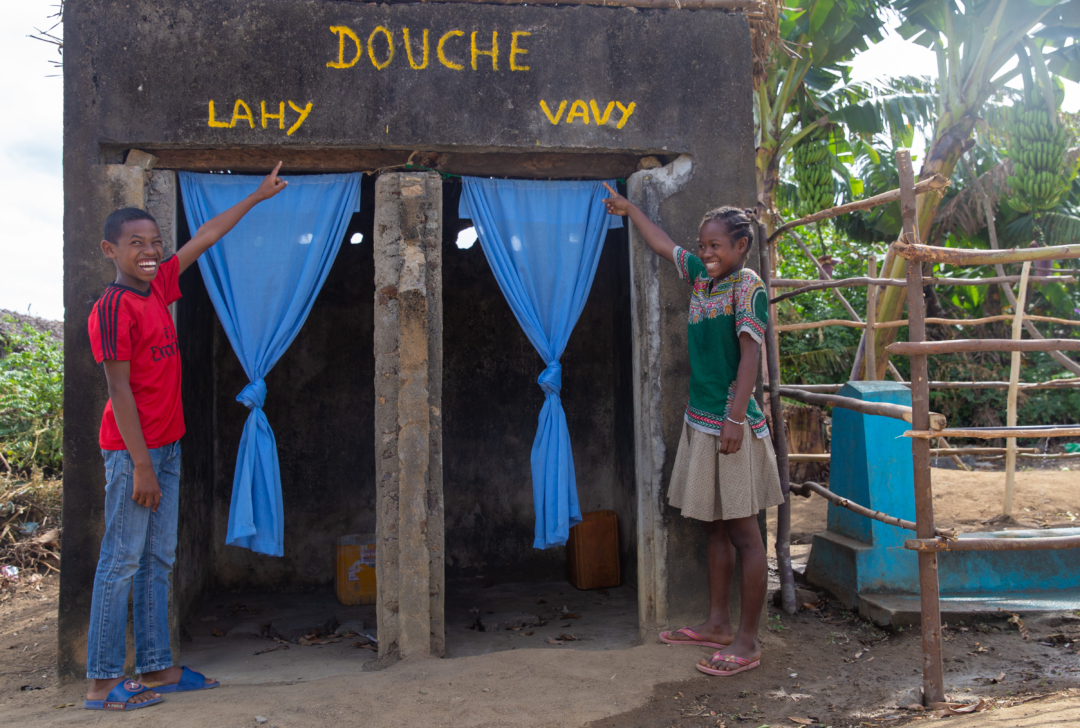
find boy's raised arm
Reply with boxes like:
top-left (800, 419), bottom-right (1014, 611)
top-left (602, 181), bottom-right (679, 264)
top-left (175, 162), bottom-right (289, 274)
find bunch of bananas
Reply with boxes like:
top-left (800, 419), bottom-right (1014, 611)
top-left (1004, 102), bottom-right (1079, 213)
top-left (792, 139), bottom-right (835, 218)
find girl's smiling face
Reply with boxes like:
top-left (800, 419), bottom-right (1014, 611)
top-left (697, 219), bottom-right (749, 281)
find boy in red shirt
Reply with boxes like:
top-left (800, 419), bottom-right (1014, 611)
top-left (83, 164), bottom-right (286, 711)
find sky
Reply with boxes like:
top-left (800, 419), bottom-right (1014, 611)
top-left (1, 1), bottom-right (1078, 321)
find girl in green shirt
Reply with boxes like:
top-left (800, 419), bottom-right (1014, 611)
top-left (603, 184), bottom-right (784, 677)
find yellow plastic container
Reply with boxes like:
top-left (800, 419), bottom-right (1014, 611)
top-left (335, 533), bottom-right (377, 606)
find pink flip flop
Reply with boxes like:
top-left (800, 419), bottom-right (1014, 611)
top-left (696, 652), bottom-right (760, 676)
top-left (659, 628), bottom-right (728, 650)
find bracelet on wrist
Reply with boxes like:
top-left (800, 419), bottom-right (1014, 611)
top-left (726, 415), bottom-right (746, 426)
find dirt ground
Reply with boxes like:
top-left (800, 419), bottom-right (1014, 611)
top-left (3, 467), bottom-right (1079, 728)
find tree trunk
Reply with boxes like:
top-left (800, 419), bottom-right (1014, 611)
top-left (869, 118), bottom-right (976, 380)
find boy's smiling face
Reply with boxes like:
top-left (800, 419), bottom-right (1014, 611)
top-left (101, 219), bottom-right (164, 290)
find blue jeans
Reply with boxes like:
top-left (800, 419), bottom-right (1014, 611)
top-left (86, 441), bottom-right (180, 679)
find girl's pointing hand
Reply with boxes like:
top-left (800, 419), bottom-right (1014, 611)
top-left (602, 182), bottom-right (632, 217)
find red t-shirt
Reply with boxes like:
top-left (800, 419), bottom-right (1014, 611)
top-left (88, 256), bottom-right (185, 450)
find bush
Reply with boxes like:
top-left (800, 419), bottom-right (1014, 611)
top-left (0, 317), bottom-right (63, 474)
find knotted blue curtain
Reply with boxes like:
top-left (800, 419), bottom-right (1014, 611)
top-left (459, 178), bottom-right (622, 549)
top-left (179, 172), bottom-right (361, 556)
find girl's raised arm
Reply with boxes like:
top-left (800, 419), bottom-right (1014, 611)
top-left (602, 182), bottom-right (678, 263)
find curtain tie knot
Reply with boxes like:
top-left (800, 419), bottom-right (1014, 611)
top-left (237, 379), bottom-right (267, 410)
top-left (538, 362), bottom-right (562, 397)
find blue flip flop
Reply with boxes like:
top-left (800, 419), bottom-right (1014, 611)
top-left (83, 679), bottom-right (163, 711)
top-left (149, 666), bottom-right (220, 693)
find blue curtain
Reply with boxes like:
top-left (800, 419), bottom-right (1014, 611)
top-left (459, 178), bottom-right (622, 549)
top-left (179, 172), bottom-right (361, 556)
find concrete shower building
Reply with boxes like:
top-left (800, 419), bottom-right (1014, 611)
top-left (60, 0), bottom-right (757, 677)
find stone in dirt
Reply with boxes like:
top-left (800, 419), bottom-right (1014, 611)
top-left (771, 588), bottom-right (821, 608)
top-left (226, 621), bottom-right (266, 639)
top-left (270, 615), bottom-right (338, 643)
top-left (334, 620), bottom-right (368, 637)
top-left (476, 613), bottom-right (541, 631)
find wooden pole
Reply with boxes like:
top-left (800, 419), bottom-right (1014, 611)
top-left (865, 256), bottom-right (878, 381)
top-left (1004, 261), bottom-right (1032, 517)
top-left (758, 222), bottom-right (797, 615)
top-left (896, 149), bottom-right (945, 707)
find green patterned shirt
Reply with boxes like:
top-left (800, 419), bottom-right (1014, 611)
top-left (673, 246), bottom-right (770, 439)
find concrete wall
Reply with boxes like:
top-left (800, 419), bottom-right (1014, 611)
top-left (62, 0), bottom-right (756, 676)
top-left (441, 181), bottom-right (637, 585)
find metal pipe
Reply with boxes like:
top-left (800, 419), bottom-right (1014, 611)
top-left (790, 480), bottom-right (956, 540)
top-left (905, 536), bottom-right (1080, 551)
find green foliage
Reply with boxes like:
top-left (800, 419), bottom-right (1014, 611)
top-left (0, 318), bottom-right (63, 474)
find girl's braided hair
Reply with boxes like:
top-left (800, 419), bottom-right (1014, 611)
top-left (700, 206), bottom-right (758, 261)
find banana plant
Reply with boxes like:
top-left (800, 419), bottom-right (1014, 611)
top-left (755, 0), bottom-right (892, 228)
top-left (866, 0), bottom-right (1080, 379)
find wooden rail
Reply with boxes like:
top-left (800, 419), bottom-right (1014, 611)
top-left (904, 426), bottom-right (1080, 439)
top-left (778, 386), bottom-right (946, 430)
top-left (888, 339), bottom-right (1080, 356)
top-left (874, 313), bottom-right (1080, 329)
top-left (894, 240), bottom-right (1080, 265)
top-left (769, 174), bottom-right (949, 244)
top-left (779, 379), bottom-right (1080, 392)
top-left (769, 274), bottom-right (1074, 289)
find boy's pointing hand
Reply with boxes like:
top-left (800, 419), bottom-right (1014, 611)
top-left (253, 161), bottom-right (288, 201)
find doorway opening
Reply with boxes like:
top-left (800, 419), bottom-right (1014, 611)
top-left (173, 173), bottom-right (381, 682)
top-left (440, 179), bottom-right (638, 656)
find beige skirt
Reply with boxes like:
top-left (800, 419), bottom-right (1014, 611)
top-left (667, 420), bottom-right (785, 522)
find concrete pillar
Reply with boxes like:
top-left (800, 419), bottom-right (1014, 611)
top-left (628, 155), bottom-right (766, 637)
top-left (59, 164), bottom-right (153, 681)
top-left (373, 172), bottom-right (445, 662)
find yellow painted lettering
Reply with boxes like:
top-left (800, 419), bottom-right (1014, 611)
top-left (402, 28), bottom-right (429, 69)
top-left (615, 101), bottom-right (636, 129)
top-left (510, 31), bottom-right (531, 71)
top-left (471, 30), bottom-right (498, 71)
top-left (539, 100), bottom-right (567, 125)
top-left (566, 100), bottom-right (590, 124)
top-left (261, 101), bottom-right (285, 130)
top-left (437, 30), bottom-right (465, 70)
top-left (327, 26), bottom-right (362, 68)
top-left (589, 100), bottom-right (616, 125)
top-left (207, 100), bottom-right (230, 128)
top-left (368, 26), bottom-right (394, 70)
top-left (230, 100), bottom-right (255, 129)
top-left (287, 101), bottom-right (313, 136)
